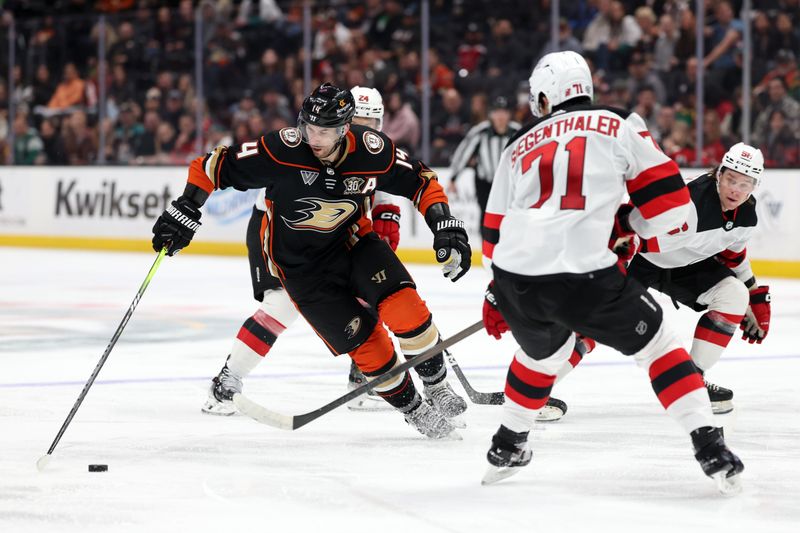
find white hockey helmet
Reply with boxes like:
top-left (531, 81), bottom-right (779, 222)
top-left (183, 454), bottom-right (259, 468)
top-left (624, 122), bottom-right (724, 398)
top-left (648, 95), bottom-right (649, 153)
top-left (528, 51), bottom-right (593, 117)
top-left (351, 86), bottom-right (384, 130)
top-left (719, 142), bottom-right (764, 186)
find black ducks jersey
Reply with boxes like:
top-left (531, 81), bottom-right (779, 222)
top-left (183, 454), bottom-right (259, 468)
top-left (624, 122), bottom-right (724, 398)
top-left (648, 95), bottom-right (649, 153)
top-left (185, 124), bottom-right (447, 277)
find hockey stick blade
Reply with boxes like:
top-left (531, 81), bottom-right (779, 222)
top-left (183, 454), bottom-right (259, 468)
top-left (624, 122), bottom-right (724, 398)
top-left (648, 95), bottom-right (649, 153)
top-left (444, 350), bottom-right (504, 405)
top-left (234, 320), bottom-right (484, 430)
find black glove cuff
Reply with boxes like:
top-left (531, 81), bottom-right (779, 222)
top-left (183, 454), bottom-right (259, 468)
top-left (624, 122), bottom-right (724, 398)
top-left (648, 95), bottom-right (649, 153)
top-left (617, 204), bottom-right (634, 233)
top-left (424, 202), bottom-right (451, 229)
top-left (170, 197), bottom-right (202, 230)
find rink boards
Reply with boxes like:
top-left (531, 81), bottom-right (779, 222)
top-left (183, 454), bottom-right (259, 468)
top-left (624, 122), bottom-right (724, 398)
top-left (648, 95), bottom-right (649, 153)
top-left (0, 165), bottom-right (798, 278)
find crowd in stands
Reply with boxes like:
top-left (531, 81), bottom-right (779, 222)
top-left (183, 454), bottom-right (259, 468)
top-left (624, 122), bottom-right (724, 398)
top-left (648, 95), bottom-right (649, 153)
top-left (0, 0), bottom-right (798, 168)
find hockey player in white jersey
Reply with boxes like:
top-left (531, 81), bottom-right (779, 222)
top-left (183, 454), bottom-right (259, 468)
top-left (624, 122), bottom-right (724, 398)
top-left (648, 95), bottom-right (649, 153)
top-left (200, 86), bottom-right (461, 418)
top-left (479, 51), bottom-right (743, 493)
top-left (625, 142), bottom-right (770, 414)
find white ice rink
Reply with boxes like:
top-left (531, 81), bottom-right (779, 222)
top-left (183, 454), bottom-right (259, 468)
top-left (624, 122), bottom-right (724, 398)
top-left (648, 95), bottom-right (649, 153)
top-left (2, 247), bottom-right (799, 532)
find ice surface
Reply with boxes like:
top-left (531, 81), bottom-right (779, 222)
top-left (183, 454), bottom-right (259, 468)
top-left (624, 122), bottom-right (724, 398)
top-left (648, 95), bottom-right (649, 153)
top-left (1, 248), bottom-right (799, 532)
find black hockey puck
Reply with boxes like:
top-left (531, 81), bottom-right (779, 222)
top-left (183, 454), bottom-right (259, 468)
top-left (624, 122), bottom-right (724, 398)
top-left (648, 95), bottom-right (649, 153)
top-left (88, 464), bottom-right (108, 472)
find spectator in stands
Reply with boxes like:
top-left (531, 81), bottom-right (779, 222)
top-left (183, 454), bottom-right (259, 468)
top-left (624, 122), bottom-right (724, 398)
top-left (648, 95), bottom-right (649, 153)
top-left (662, 119), bottom-right (696, 166)
top-left (62, 110), bottom-right (97, 165)
top-left (109, 63), bottom-right (137, 107)
top-left (653, 12), bottom-right (678, 73)
top-left (12, 112), bottom-right (43, 165)
top-left (171, 113), bottom-right (196, 162)
top-left (700, 109), bottom-right (728, 166)
top-left (626, 51), bottom-right (667, 103)
top-left (539, 17), bottom-right (584, 59)
top-left (774, 13), bottom-right (800, 56)
top-left (37, 118), bottom-right (66, 165)
top-left (47, 63), bottom-right (86, 110)
top-left (755, 49), bottom-right (799, 104)
top-left (633, 85), bottom-right (661, 137)
top-left (703, 1), bottom-right (742, 72)
top-left (163, 89), bottom-right (186, 129)
top-left (763, 109), bottom-right (800, 167)
top-left (134, 110), bottom-right (161, 163)
top-left (254, 48), bottom-right (289, 98)
top-left (382, 91), bottom-right (420, 153)
top-left (673, 7), bottom-right (696, 68)
top-left (752, 78), bottom-right (800, 147)
top-left (111, 101), bottom-right (144, 164)
top-left (583, 0), bottom-right (641, 73)
top-left (751, 11), bottom-right (778, 84)
top-left (428, 47), bottom-right (455, 93)
top-left (152, 121), bottom-right (176, 164)
top-left (655, 105), bottom-right (676, 144)
top-left (31, 64), bottom-right (55, 110)
top-left (457, 23), bottom-right (487, 75)
top-left (431, 87), bottom-right (470, 165)
top-left (231, 90), bottom-right (260, 125)
top-left (634, 6), bottom-right (658, 54)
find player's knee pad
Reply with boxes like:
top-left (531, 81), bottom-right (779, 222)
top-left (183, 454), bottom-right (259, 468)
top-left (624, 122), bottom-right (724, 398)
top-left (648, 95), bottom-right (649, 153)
top-left (257, 288), bottom-right (300, 330)
top-left (349, 324), bottom-right (395, 375)
top-left (697, 276), bottom-right (749, 317)
top-left (631, 321), bottom-right (683, 369)
top-left (515, 332), bottom-right (575, 375)
top-left (377, 287), bottom-right (433, 342)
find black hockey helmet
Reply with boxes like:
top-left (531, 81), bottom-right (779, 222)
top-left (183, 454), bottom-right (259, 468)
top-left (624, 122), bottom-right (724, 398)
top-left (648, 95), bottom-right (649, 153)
top-left (298, 82), bottom-right (355, 129)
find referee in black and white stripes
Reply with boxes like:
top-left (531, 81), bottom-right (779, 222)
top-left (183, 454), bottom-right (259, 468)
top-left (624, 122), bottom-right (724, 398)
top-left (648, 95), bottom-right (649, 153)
top-left (448, 96), bottom-right (521, 238)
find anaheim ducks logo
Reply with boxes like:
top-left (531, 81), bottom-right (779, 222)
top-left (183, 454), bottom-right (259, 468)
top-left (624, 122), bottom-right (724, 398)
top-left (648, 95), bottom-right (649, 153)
top-left (281, 198), bottom-right (358, 232)
top-left (279, 127), bottom-right (301, 147)
top-left (363, 131), bottom-right (384, 154)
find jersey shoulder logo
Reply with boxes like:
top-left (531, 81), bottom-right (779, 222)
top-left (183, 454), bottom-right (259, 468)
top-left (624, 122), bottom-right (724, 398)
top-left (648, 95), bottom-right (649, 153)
top-left (363, 131), bottom-right (384, 154)
top-left (281, 198), bottom-right (358, 233)
top-left (279, 127), bottom-right (302, 148)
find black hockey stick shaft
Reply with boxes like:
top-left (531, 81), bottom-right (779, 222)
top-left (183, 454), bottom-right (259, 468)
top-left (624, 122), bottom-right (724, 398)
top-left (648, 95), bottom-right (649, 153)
top-left (37, 248), bottom-right (167, 469)
top-left (235, 319), bottom-right (484, 430)
top-left (444, 349), bottom-right (505, 405)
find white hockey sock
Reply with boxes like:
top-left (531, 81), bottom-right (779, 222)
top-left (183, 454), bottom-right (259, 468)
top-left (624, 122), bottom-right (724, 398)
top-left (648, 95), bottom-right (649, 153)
top-left (633, 323), bottom-right (714, 433)
top-left (691, 277), bottom-right (748, 371)
top-left (501, 335), bottom-right (574, 433)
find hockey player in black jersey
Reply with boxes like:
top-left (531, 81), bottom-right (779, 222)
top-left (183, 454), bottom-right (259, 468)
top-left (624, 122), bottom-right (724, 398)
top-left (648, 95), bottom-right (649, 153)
top-left (622, 143), bottom-right (771, 414)
top-left (152, 83), bottom-right (472, 439)
top-left (197, 86), bottom-right (400, 416)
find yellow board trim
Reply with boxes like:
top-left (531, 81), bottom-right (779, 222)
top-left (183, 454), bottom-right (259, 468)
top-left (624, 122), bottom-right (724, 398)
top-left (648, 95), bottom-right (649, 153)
top-left (2, 235), bottom-right (799, 278)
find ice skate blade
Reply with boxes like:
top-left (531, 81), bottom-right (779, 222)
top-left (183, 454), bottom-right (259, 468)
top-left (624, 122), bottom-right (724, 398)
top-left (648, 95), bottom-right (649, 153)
top-left (201, 402), bottom-right (237, 416)
top-left (346, 396), bottom-right (392, 412)
top-left (711, 401), bottom-right (733, 415)
top-left (536, 404), bottom-right (565, 422)
top-left (482, 465), bottom-right (523, 485)
top-left (712, 471), bottom-right (742, 495)
top-left (447, 414), bottom-right (467, 429)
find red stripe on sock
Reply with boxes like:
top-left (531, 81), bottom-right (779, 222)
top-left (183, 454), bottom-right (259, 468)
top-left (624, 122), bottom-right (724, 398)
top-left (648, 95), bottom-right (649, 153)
top-left (656, 374), bottom-right (705, 409)
top-left (568, 350), bottom-right (583, 368)
top-left (504, 386), bottom-right (549, 410)
top-left (510, 359), bottom-right (557, 388)
top-left (694, 326), bottom-right (734, 347)
top-left (236, 327), bottom-right (271, 356)
top-left (714, 311), bottom-right (744, 324)
top-left (253, 309), bottom-right (287, 336)
top-left (648, 348), bottom-right (690, 381)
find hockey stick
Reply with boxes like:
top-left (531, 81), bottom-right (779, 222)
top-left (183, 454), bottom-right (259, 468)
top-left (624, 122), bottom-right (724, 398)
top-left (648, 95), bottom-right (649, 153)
top-left (36, 248), bottom-right (168, 471)
top-left (444, 349), bottom-right (505, 405)
top-left (234, 319), bottom-right (484, 430)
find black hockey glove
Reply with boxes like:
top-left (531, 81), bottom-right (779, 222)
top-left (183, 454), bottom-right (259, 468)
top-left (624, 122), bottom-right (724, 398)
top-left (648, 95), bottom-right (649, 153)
top-left (152, 195), bottom-right (202, 256)
top-left (427, 203), bottom-right (471, 282)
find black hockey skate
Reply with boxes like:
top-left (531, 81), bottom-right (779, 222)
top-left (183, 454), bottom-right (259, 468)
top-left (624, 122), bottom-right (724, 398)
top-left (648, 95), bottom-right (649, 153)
top-left (346, 360), bottom-right (390, 411)
top-left (691, 426), bottom-right (744, 494)
top-left (424, 379), bottom-right (468, 428)
top-left (704, 379), bottom-right (734, 414)
top-left (201, 362), bottom-right (243, 416)
top-left (482, 425), bottom-right (533, 485)
top-left (402, 398), bottom-right (460, 439)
